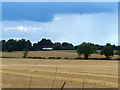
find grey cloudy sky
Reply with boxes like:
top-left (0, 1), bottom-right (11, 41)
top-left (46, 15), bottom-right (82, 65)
top-left (2, 2), bottom-right (118, 45)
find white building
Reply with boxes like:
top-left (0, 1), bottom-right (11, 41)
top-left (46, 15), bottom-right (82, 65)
top-left (42, 48), bottom-right (53, 51)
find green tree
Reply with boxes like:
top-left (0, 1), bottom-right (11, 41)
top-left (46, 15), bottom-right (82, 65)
top-left (1, 40), bottom-right (6, 51)
top-left (6, 39), bottom-right (18, 52)
top-left (53, 42), bottom-right (62, 50)
top-left (62, 42), bottom-right (74, 50)
top-left (17, 39), bottom-right (27, 51)
top-left (26, 40), bottom-right (32, 50)
top-left (77, 42), bottom-right (96, 59)
top-left (17, 39), bottom-right (32, 51)
top-left (100, 45), bottom-right (114, 59)
top-left (37, 38), bottom-right (53, 50)
top-left (32, 43), bottom-right (39, 51)
top-left (94, 44), bottom-right (100, 50)
top-left (116, 46), bottom-right (120, 58)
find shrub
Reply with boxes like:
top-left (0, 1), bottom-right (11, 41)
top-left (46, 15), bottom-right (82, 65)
top-left (64, 57), bottom-right (69, 59)
top-left (56, 57), bottom-right (61, 59)
top-left (48, 57), bottom-right (56, 59)
top-left (117, 58), bottom-right (120, 60)
top-left (41, 57), bottom-right (46, 59)
top-left (90, 58), bottom-right (98, 60)
top-left (75, 57), bottom-right (82, 59)
top-left (27, 57), bottom-right (42, 59)
top-left (23, 51), bottom-right (29, 58)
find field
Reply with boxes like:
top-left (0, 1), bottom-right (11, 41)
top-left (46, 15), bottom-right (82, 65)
top-left (2, 58), bottom-right (118, 88)
top-left (1, 51), bottom-right (119, 88)
top-left (1, 50), bottom-right (118, 59)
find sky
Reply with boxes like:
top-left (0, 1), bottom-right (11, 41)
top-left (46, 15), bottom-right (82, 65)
top-left (2, 2), bottom-right (118, 45)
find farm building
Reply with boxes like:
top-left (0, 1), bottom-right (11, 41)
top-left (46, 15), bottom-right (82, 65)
top-left (42, 47), bottom-right (53, 51)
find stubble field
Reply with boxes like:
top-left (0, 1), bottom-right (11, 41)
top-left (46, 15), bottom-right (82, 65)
top-left (2, 58), bottom-right (118, 88)
top-left (1, 50), bottom-right (118, 59)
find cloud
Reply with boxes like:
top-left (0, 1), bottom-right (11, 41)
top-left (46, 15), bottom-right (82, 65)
top-left (3, 21), bottom-right (46, 32)
top-left (43, 13), bottom-right (118, 45)
top-left (2, 12), bottom-right (118, 45)
top-left (53, 17), bottom-right (61, 21)
top-left (3, 26), bottom-right (44, 32)
top-left (3, 2), bottom-right (117, 22)
top-left (4, 26), bottom-right (27, 31)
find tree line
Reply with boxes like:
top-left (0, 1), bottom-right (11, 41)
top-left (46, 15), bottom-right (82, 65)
top-left (1, 38), bottom-right (74, 52)
top-left (77, 42), bottom-right (120, 59)
top-left (0, 38), bottom-right (119, 52)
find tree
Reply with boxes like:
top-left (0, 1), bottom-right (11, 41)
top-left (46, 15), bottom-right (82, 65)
top-left (94, 44), bottom-right (100, 50)
top-left (106, 43), bottom-right (112, 46)
top-left (77, 42), bottom-right (96, 59)
top-left (112, 44), bottom-right (116, 50)
top-left (100, 45), bottom-right (114, 59)
top-left (116, 46), bottom-right (120, 58)
top-left (37, 38), bottom-right (53, 50)
top-left (1, 40), bottom-right (6, 51)
top-left (62, 42), bottom-right (74, 50)
top-left (53, 42), bottom-right (62, 50)
top-left (17, 39), bottom-right (26, 51)
top-left (6, 39), bottom-right (18, 52)
top-left (26, 40), bottom-right (32, 50)
top-left (32, 43), bottom-right (39, 51)
top-left (74, 45), bottom-right (78, 50)
top-left (0, 39), bottom-right (32, 52)
top-left (17, 39), bottom-right (32, 51)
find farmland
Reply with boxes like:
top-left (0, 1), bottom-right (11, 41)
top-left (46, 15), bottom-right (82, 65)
top-left (1, 51), bottom-right (119, 88)
top-left (2, 58), bottom-right (118, 88)
top-left (2, 1), bottom-right (119, 89)
top-left (1, 50), bottom-right (118, 59)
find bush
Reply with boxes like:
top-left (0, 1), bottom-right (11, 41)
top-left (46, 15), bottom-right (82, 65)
top-left (27, 57), bottom-right (44, 59)
top-left (90, 58), bottom-right (98, 60)
top-left (41, 57), bottom-right (46, 59)
top-left (64, 57), bottom-right (69, 59)
top-left (117, 58), bottom-right (120, 60)
top-left (56, 57), bottom-right (61, 59)
top-left (75, 57), bottom-right (82, 59)
top-left (83, 58), bottom-right (90, 60)
top-left (48, 57), bottom-right (56, 59)
top-left (23, 51), bottom-right (29, 58)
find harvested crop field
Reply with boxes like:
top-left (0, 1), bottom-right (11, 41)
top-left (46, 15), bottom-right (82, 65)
top-left (2, 58), bottom-right (118, 88)
top-left (1, 51), bottom-right (118, 59)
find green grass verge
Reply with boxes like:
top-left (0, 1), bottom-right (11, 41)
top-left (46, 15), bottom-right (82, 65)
top-left (59, 50), bottom-right (117, 54)
top-left (0, 51), bottom-right (19, 53)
